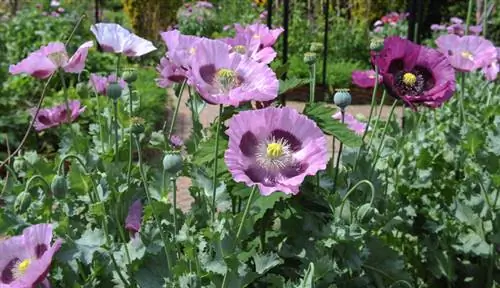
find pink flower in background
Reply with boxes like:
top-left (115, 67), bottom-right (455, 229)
top-left (221, 33), bottom-right (277, 64)
top-left (374, 20), bottom-right (383, 27)
top-left (373, 36), bottom-right (456, 109)
top-left (225, 107), bottom-right (327, 195)
top-left (125, 200), bottom-right (143, 236)
top-left (89, 73), bottom-right (127, 95)
top-left (50, 11), bottom-right (59, 17)
top-left (56, 7), bottom-right (64, 13)
top-left (332, 112), bottom-right (367, 135)
top-left (160, 29), bottom-right (203, 69)
top-left (469, 25), bottom-right (482, 35)
top-left (0, 224), bottom-right (62, 287)
top-left (9, 41), bottom-right (93, 79)
top-left (223, 25), bottom-right (231, 31)
top-left (351, 70), bottom-right (383, 89)
top-left (195, 1), bottom-right (213, 9)
top-left (482, 48), bottom-right (499, 81)
top-left (450, 17), bottom-right (463, 24)
top-left (447, 23), bottom-right (465, 36)
top-left (436, 35), bottom-right (497, 72)
top-left (31, 100), bottom-right (85, 131)
top-left (431, 24), bottom-right (446, 31)
top-left (156, 57), bottom-right (187, 88)
top-left (190, 39), bottom-right (278, 106)
top-left (169, 135), bottom-right (184, 148)
top-left (90, 23), bottom-right (157, 57)
top-left (234, 23), bottom-right (284, 48)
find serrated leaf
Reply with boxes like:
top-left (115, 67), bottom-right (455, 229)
top-left (279, 78), bottom-right (310, 95)
top-left (296, 262), bottom-right (315, 288)
top-left (74, 228), bottom-right (106, 264)
top-left (253, 253), bottom-right (283, 274)
top-left (192, 136), bottom-right (228, 166)
top-left (303, 103), bottom-right (362, 147)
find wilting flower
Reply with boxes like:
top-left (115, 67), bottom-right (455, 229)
top-left (234, 23), bottom-right (284, 48)
top-left (351, 70), bottom-right (383, 89)
top-left (9, 41), bottom-right (93, 79)
top-left (436, 34), bottom-right (497, 72)
top-left (90, 23), bottom-right (157, 57)
top-left (169, 135), bottom-right (184, 149)
top-left (482, 48), bottom-right (499, 81)
top-left (225, 107), bottom-right (327, 195)
top-left (0, 224), bottom-right (62, 287)
top-left (431, 24), bottom-right (446, 31)
top-left (373, 36), bottom-right (456, 109)
top-left (332, 112), bottom-right (368, 135)
top-left (190, 39), bottom-right (279, 106)
top-left (31, 100), bottom-right (85, 131)
top-left (89, 73), bottom-right (127, 95)
top-left (125, 200), bottom-right (142, 236)
top-left (221, 33), bottom-right (277, 64)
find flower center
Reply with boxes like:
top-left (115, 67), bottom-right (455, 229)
top-left (13, 259), bottom-right (31, 279)
top-left (215, 68), bottom-right (240, 92)
top-left (233, 45), bottom-right (246, 54)
top-left (189, 47), bottom-right (196, 55)
top-left (402, 72), bottom-right (417, 86)
top-left (253, 34), bottom-right (260, 39)
top-left (266, 143), bottom-right (283, 158)
top-left (48, 52), bottom-right (68, 67)
top-left (461, 50), bottom-right (474, 61)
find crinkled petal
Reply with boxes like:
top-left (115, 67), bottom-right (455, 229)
top-left (64, 41), bottom-right (94, 73)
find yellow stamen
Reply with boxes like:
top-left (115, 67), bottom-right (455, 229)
top-left (266, 143), bottom-right (283, 159)
top-left (16, 259), bottom-right (31, 277)
top-left (461, 50), bottom-right (474, 61)
top-left (233, 45), bottom-right (246, 54)
top-left (189, 47), bottom-right (196, 55)
top-left (402, 72), bottom-right (417, 86)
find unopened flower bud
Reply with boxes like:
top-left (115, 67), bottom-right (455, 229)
top-left (122, 70), bottom-right (138, 83)
top-left (370, 37), bottom-right (384, 51)
top-left (76, 82), bottom-right (90, 98)
top-left (162, 152), bottom-right (183, 174)
top-left (14, 191), bottom-right (31, 213)
top-left (106, 83), bottom-right (123, 100)
top-left (51, 174), bottom-right (68, 199)
top-left (310, 42), bottom-right (323, 53)
top-left (130, 117), bottom-right (145, 135)
top-left (303, 52), bottom-right (317, 65)
top-left (333, 89), bottom-right (352, 109)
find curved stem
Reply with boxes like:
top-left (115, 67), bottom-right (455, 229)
top-left (369, 100), bottom-right (398, 179)
top-left (167, 80), bottom-right (187, 145)
top-left (24, 175), bottom-right (51, 197)
top-left (127, 84), bottom-right (135, 188)
top-left (332, 110), bottom-right (345, 192)
top-left (211, 105), bottom-right (224, 222)
top-left (367, 90), bottom-right (387, 150)
top-left (338, 179), bottom-right (375, 219)
top-left (134, 136), bottom-right (172, 273)
top-left (362, 66), bottom-right (379, 143)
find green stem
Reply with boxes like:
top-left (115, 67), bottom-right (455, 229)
top-left (465, 0), bottom-right (474, 34)
top-left (367, 90), bottom-right (387, 150)
top-left (127, 84), bottom-right (134, 188)
top-left (94, 92), bottom-right (105, 154)
top-left (369, 100), bottom-right (398, 179)
top-left (459, 72), bottom-right (466, 125)
top-left (483, 0), bottom-right (488, 37)
top-left (57, 70), bottom-right (72, 125)
top-left (171, 177), bottom-right (178, 239)
top-left (338, 179), bottom-right (375, 222)
top-left (309, 63), bottom-right (316, 103)
top-left (113, 99), bottom-right (119, 163)
top-left (25, 175), bottom-right (51, 194)
top-left (211, 104), bottom-right (224, 222)
top-left (167, 80), bottom-right (187, 144)
top-left (332, 110), bottom-right (345, 192)
top-left (134, 136), bottom-right (172, 274)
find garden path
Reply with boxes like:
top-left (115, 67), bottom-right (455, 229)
top-left (166, 90), bottom-right (403, 211)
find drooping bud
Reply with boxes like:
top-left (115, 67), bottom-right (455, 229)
top-left (333, 89), bottom-right (352, 110)
top-left (122, 70), bottom-right (138, 83)
top-left (162, 152), bottom-right (183, 175)
top-left (51, 174), bottom-right (68, 199)
top-left (130, 117), bottom-right (145, 135)
top-left (303, 52), bottom-right (317, 65)
top-left (310, 42), bottom-right (323, 53)
top-left (14, 191), bottom-right (31, 213)
top-left (106, 83), bottom-right (123, 100)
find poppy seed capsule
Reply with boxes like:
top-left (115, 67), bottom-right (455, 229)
top-left (122, 70), bottom-right (138, 83)
top-left (106, 83), bottom-right (123, 100)
top-left (14, 191), bottom-right (31, 213)
top-left (334, 89), bottom-right (352, 109)
top-left (162, 152), bottom-right (183, 174)
top-left (303, 52), bottom-right (317, 65)
top-left (51, 175), bottom-right (68, 199)
top-left (310, 42), bottom-right (323, 53)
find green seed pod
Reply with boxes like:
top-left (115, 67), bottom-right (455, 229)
top-left (333, 89), bottom-right (352, 109)
top-left (51, 175), bottom-right (68, 199)
top-left (162, 152), bottom-right (183, 175)
top-left (310, 42), bottom-right (323, 53)
top-left (130, 117), bottom-right (145, 135)
top-left (76, 82), bottom-right (90, 98)
top-left (122, 70), bottom-right (138, 83)
top-left (303, 52), bottom-right (317, 65)
top-left (14, 191), bottom-right (31, 213)
top-left (370, 37), bottom-right (385, 52)
top-left (106, 83), bottom-right (123, 100)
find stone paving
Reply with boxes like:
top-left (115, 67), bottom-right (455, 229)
top-left (165, 89), bottom-right (402, 211)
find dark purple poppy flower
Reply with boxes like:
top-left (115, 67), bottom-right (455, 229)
top-left (372, 36), bottom-right (456, 109)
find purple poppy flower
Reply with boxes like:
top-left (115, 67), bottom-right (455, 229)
top-left (332, 112), bottom-right (367, 135)
top-left (450, 17), bottom-right (463, 24)
top-left (156, 57), bottom-right (187, 88)
top-left (469, 25), bottom-right (482, 35)
top-left (160, 29), bottom-right (203, 69)
top-left (9, 41), bottom-right (93, 79)
top-left (89, 73), bottom-right (127, 95)
top-left (373, 36), bottom-right (456, 109)
top-left (90, 23), bottom-right (157, 57)
top-left (30, 100), bottom-right (86, 131)
top-left (169, 135), bottom-right (184, 149)
top-left (447, 23), bottom-right (465, 36)
top-left (431, 24), bottom-right (446, 31)
top-left (351, 70), bottom-right (383, 89)
top-left (0, 224), bottom-right (62, 287)
top-left (436, 35), bottom-right (497, 72)
top-left (190, 39), bottom-right (279, 106)
top-left (234, 23), bottom-right (284, 48)
top-left (222, 33), bottom-right (277, 64)
top-left (225, 107), bottom-right (327, 195)
top-left (125, 200), bottom-right (142, 236)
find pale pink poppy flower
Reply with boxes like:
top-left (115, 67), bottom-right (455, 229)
top-left (90, 23), bottom-right (157, 57)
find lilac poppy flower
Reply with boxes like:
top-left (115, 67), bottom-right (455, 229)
top-left (190, 39), bottom-right (278, 106)
top-left (9, 41), bottom-right (93, 79)
top-left (225, 107), bottom-right (328, 195)
top-left (373, 36), bottom-right (456, 109)
top-left (89, 73), bottom-right (127, 95)
top-left (447, 23), bottom-right (464, 36)
top-left (482, 48), bottom-right (499, 81)
top-left (156, 57), bottom-right (187, 88)
top-left (436, 35), bottom-right (497, 72)
top-left (431, 24), bottom-right (446, 31)
top-left (160, 29), bottom-right (203, 69)
top-left (0, 224), bottom-right (62, 287)
top-left (125, 200), bottom-right (142, 236)
top-left (332, 112), bottom-right (367, 135)
top-left (234, 23), bottom-right (284, 48)
top-left (351, 70), bottom-right (383, 89)
top-left (169, 135), bottom-right (184, 149)
top-left (222, 33), bottom-right (277, 64)
top-left (450, 17), bottom-right (463, 24)
top-left (469, 25), bottom-right (482, 35)
top-left (30, 100), bottom-right (86, 131)
top-left (90, 23), bottom-right (157, 57)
